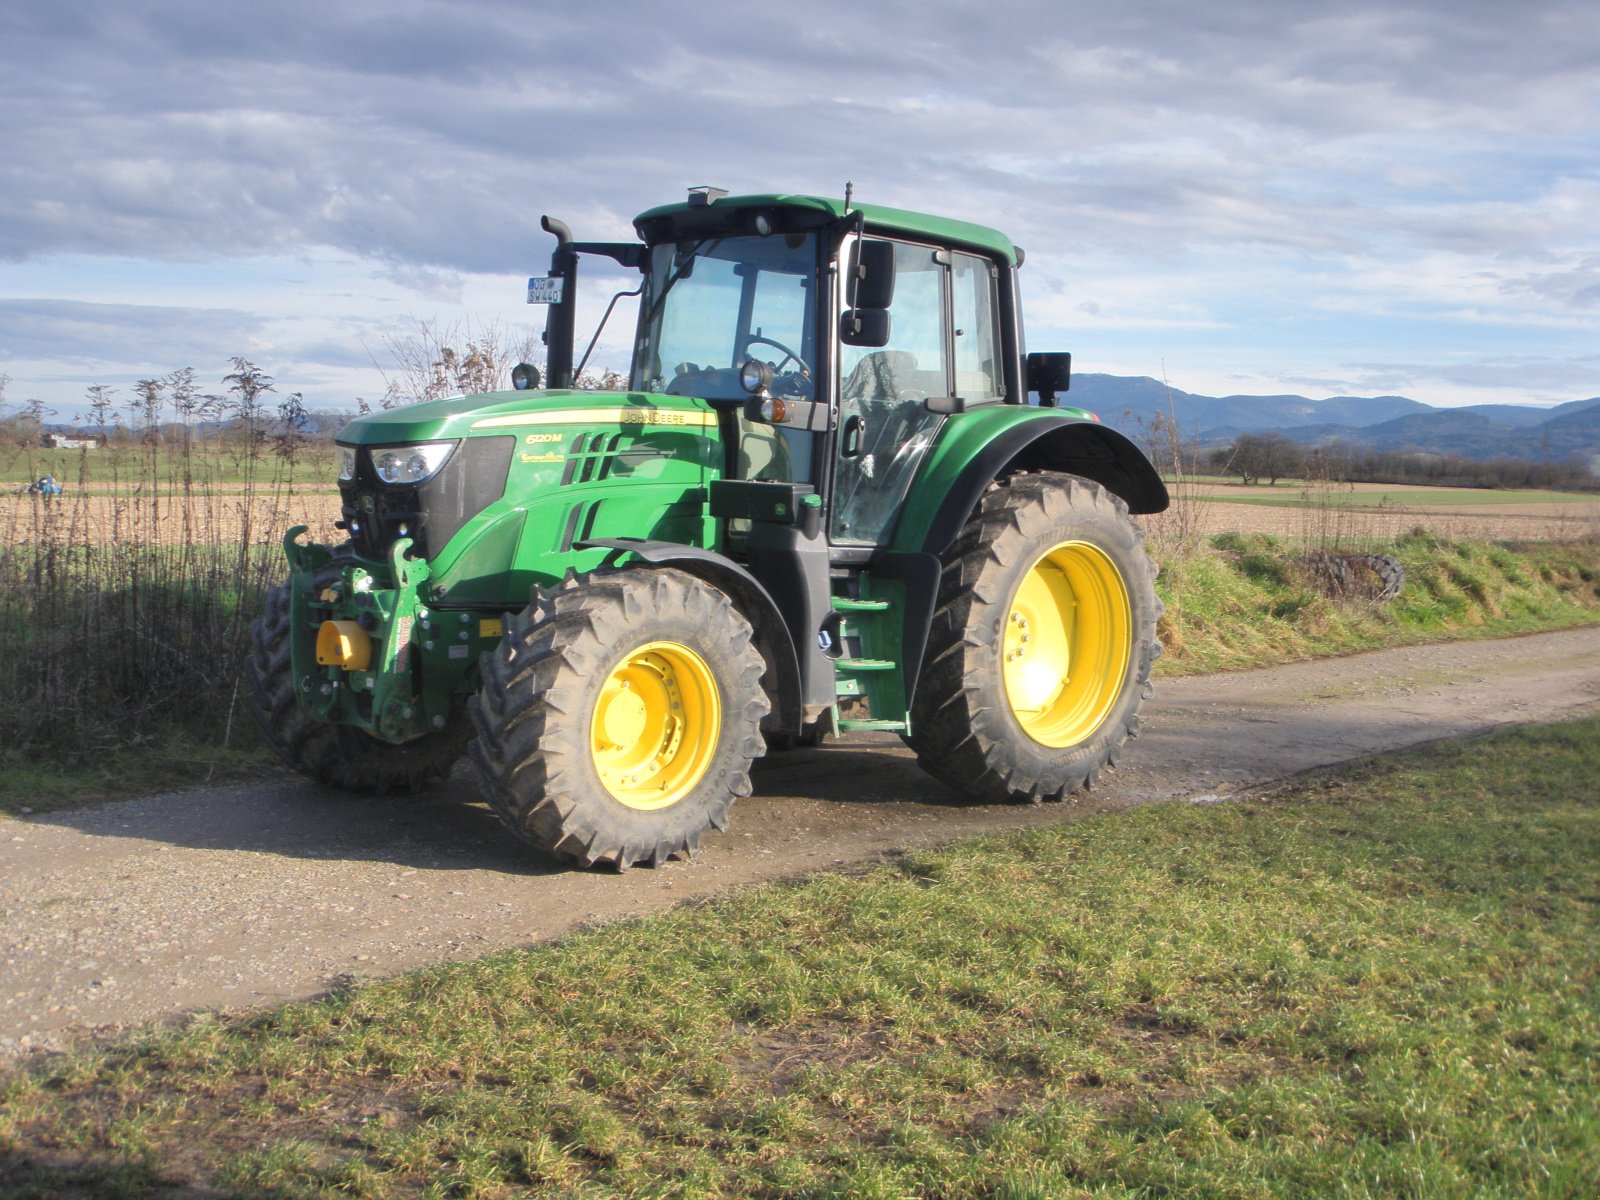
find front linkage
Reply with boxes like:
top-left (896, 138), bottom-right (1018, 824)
top-left (282, 526), bottom-right (502, 745)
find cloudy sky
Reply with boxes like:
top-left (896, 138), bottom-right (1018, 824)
top-left (2, 0), bottom-right (1597, 421)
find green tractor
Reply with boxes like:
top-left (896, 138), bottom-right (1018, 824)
top-left (247, 188), bottom-right (1169, 868)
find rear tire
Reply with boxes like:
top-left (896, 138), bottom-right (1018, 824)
top-left (906, 473), bottom-right (1161, 803)
top-left (469, 568), bottom-right (770, 869)
top-left (245, 571), bottom-right (470, 793)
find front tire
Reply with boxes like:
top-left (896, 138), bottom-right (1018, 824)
top-left (469, 568), bottom-right (770, 869)
top-left (906, 473), bottom-right (1161, 804)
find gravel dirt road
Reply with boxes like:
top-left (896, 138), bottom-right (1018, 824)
top-left (5, 626), bottom-right (1600, 1061)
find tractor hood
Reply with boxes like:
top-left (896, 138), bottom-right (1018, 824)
top-left (337, 389), bottom-right (718, 446)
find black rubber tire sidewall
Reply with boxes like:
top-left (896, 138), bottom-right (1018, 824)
top-left (469, 568), bottom-right (769, 868)
top-left (907, 473), bottom-right (1162, 804)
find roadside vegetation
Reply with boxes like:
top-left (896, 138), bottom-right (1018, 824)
top-left (4, 716), bottom-right (1597, 1197)
top-left (0, 362), bottom-right (331, 807)
top-left (1154, 529), bottom-right (1600, 674)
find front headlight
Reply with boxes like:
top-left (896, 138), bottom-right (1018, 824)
top-left (371, 442), bottom-right (457, 485)
top-left (740, 358), bottom-right (773, 395)
top-left (337, 446), bottom-right (357, 481)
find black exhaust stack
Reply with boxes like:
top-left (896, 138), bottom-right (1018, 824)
top-left (540, 215), bottom-right (577, 389)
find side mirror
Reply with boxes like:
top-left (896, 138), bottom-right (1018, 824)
top-left (1026, 352), bottom-right (1072, 406)
top-left (850, 239), bottom-right (896, 310)
top-left (840, 307), bottom-right (891, 348)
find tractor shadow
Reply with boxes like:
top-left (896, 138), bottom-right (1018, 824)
top-left (26, 737), bottom-right (973, 875)
top-left (751, 738), bottom-right (973, 807)
top-left (26, 768), bottom-right (553, 876)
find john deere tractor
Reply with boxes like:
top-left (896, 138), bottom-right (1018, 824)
top-left (247, 189), bottom-right (1169, 868)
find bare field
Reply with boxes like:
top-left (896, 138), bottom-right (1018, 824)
top-left (1, 491), bottom-right (343, 547)
top-left (6, 484), bottom-right (1599, 548)
top-left (1143, 484), bottom-right (1600, 543)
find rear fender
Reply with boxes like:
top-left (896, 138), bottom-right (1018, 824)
top-left (904, 417), bottom-right (1168, 560)
top-left (885, 413), bottom-right (1168, 705)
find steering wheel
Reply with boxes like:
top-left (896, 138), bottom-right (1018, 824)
top-left (743, 334), bottom-right (811, 379)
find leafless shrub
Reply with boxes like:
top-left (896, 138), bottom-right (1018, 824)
top-left (1132, 370), bottom-right (1220, 559)
top-left (371, 317), bottom-right (541, 409)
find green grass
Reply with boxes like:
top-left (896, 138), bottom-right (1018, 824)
top-left (1154, 530), bottom-right (1600, 673)
top-left (2, 444), bottom-right (338, 488)
top-left (0, 740), bottom-right (273, 812)
top-left (4, 717), bottom-right (1598, 1197)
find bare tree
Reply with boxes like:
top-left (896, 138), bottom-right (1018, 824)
top-left (576, 368), bottom-right (628, 390)
top-left (1, 389), bottom-right (57, 450)
top-left (167, 367), bottom-right (199, 456)
top-left (372, 317), bottom-right (540, 408)
top-left (1229, 432), bottom-right (1305, 486)
top-left (85, 385), bottom-right (116, 437)
top-left (223, 359), bottom-right (275, 486)
top-left (224, 359), bottom-right (274, 438)
top-left (272, 392), bottom-right (312, 465)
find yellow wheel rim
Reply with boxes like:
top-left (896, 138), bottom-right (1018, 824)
top-left (592, 641), bottom-right (720, 810)
top-left (1001, 541), bottom-right (1132, 748)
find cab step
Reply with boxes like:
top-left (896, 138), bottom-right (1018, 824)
top-left (836, 657), bottom-right (895, 673)
top-left (837, 717), bottom-right (912, 733)
top-left (831, 597), bottom-right (890, 612)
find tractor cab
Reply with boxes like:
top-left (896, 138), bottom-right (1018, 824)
top-left (533, 192), bottom-right (1115, 553)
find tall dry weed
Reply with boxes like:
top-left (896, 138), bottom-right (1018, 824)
top-left (0, 365), bottom-right (337, 772)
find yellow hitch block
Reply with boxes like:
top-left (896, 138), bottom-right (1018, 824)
top-left (316, 620), bottom-right (373, 671)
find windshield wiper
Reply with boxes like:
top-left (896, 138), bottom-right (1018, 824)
top-left (643, 237), bottom-right (720, 326)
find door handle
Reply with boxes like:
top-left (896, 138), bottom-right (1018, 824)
top-left (840, 414), bottom-right (864, 458)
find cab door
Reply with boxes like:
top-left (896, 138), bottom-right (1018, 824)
top-left (830, 241), bottom-right (1004, 546)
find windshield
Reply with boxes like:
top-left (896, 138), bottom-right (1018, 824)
top-left (634, 232), bottom-right (818, 403)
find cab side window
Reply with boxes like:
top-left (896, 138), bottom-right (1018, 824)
top-left (952, 252), bottom-right (1002, 403)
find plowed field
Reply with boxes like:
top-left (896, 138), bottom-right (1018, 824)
top-left (5, 482), bottom-right (1597, 547)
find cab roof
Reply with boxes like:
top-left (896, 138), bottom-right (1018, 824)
top-left (632, 193), bottom-right (1019, 265)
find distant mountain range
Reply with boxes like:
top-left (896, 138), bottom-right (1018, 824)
top-left (1069, 374), bottom-right (1600, 465)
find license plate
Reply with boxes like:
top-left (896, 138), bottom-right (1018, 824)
top-left (526, 276), bottom-right (564, 304)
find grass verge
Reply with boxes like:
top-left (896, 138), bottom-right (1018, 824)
top-left (1154, 530), bottom-right (1600, 673)
top-left (4, 717), bottom-right (1598, 1198)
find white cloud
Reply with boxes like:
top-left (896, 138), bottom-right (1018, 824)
top-left (2, 0), bottom-right (1598, 413)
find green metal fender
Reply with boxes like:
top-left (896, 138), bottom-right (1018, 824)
top-left (892, 406), bottom-right (1168, 560)
top-left (874, 406), bottom-right (1169, 711)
